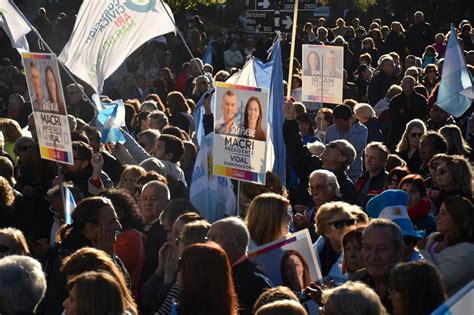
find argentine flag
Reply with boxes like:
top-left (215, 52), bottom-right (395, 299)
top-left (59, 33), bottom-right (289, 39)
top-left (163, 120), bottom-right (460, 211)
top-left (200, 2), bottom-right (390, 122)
top-left (432, 280), bottom-right (473, 315)
top-left (64, 187), bottom-right (77, 225)
top-left (436, 24), bottom-right (473, 118)
top-left (98, 100), bottom-right (126, 144)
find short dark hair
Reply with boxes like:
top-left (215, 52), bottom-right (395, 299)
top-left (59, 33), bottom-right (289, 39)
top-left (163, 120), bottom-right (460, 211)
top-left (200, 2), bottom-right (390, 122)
top-left (159, 198), bottom-right (199, 226)
top-left (158, 134), bottom-right (184, 163)
top-left (421, 132), bottom-right (448, 153)
top-left (333, 104), bottom-right (352, 120)
top-left (72, 141), bottom-right (93, 161)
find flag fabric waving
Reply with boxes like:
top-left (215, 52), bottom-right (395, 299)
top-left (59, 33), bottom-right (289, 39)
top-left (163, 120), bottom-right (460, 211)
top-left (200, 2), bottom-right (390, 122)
top-left (436, 24), bottom-right (474, 118)
top-left (254, 37), bottom-right (286, 184)
top-left (431, 280), bottom-right (473, 315)
top-left (64, 186), bottom-right (77, 225)
top-left (59, 0), bottom-right (176, 93)
top-left (0, 0), bottom-right (31, 52)
top-left (189, 133), bottom-right (237, 222)
top-left (97, 100), bottom-right (126, 144)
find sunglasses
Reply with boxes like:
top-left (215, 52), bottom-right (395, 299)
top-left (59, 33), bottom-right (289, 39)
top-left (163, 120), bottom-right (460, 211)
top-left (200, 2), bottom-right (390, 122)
top-left (0, 244), bottom-right (10, 253)
top-left (329, 219), bottom-right (356, 229)
top-left (409, 132), bottom-right (423, 138)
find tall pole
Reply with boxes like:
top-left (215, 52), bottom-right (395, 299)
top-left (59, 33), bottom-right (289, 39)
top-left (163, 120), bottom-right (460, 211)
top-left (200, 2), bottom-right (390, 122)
top-left (286, 0), bottom-right (299, 98)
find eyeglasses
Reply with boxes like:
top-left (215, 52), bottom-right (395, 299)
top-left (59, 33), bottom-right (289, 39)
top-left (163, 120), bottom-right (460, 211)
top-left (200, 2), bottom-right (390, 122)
top-left (0, 244), bottom-right (10, 253)
top-left (328, 218), bottom-right (355, 229)
top-left (409, 132), bottom-right (423, 138)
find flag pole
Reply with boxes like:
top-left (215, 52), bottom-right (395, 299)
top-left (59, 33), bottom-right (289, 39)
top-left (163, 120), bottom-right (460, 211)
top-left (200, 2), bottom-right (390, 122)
top-left (286, 0), bottom-right (299, 98)
top-left (160, 0), bottom-right (205, 77)
top-left (7, 0), bottom-right (96, 110)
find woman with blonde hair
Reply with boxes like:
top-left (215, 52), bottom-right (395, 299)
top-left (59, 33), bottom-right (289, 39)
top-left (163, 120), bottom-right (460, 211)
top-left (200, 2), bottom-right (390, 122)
top-left (353, 103), bottom-right (382, 143)
top-left (396, 119), bottom-right (427, 172)
top-left (0, 227), bottom-right (30, 258)
top-left (63, 271), bottom-right (127, 315)
top-left (61, 247), bottom-right (138, 314)
top-left (320, 281), bottom-right (387, 315)
top-left (117, 165), bottom-right (146, 196)
top-left (0, 118), bottom-right (23, 164)
top-left (245, 193), bottom-right (292, 249)
top-left (315, 201), bottom-right (366, 282)
top-left (439, 124), bottom-right (471, 157)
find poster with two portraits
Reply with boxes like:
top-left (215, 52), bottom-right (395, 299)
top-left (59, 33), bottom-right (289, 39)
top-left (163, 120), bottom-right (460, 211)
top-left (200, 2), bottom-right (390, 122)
top-left (302, 45), bottom-right (344, 104)
top-left (212, 82), bottom-right (269, 185)
top-left (249, 229), bottom-right (322, 314)
top-left (22, 53), bottom-right (73, 165)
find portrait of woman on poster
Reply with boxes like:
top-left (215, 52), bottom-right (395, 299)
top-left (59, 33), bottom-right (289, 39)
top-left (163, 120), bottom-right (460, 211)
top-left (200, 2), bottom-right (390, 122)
top-left (304, 50), bottom-right (321, 76)
top-left (243, 96), bottom-right (266, 141)
top-left (45, 65), bottom-right (66, 114)
top-left (280, 250), bottom-right (312, 292)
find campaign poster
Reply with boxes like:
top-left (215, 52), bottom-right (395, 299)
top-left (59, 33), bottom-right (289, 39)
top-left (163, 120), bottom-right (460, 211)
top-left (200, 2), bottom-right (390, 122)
top-left (22, 53), bottom-right (73, 165)
top-left (249, 229), bottom-right (322, 314)
top-left (212, 82), bottom-right (269, 185)
top-left (302, 45), bottom-right (344, 104)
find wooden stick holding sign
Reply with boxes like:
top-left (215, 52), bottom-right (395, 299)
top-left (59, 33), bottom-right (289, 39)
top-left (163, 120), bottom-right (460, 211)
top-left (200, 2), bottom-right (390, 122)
top-left (286, 0), bottom-right (299, 98)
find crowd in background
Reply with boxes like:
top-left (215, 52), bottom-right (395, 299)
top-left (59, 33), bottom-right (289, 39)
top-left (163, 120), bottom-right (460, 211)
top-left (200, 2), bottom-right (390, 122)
top-left (0, 4), bottom-right (473, 315)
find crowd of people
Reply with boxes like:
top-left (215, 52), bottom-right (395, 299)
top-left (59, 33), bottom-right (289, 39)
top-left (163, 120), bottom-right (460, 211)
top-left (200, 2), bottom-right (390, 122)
top-left (0, 4), bottom-right (473, 315)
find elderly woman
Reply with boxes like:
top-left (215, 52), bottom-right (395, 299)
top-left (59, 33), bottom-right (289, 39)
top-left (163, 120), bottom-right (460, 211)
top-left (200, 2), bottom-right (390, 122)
top-left (314, 201), bottom-right (367, 283)
top-left (341, 225), bottom-right (366, 277)
top-left (353, 103), bottom-right (382, 143)
top-left (117, 165), bottom-right (146, 196)
top-left (429, 154), bottom-right (472, 210)
top-left (395, 119), bottom-right (427, 173)
top-left (245, 193), bottom-right (292, 249)
top-left (420, 196), bottom-right (474, 296)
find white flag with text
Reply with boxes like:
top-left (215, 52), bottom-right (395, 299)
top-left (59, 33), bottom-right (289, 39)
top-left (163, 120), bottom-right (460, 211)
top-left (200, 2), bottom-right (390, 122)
top-left (59, 0), bottom-right (176, 93)
top-left (0, 0), bottom-right (31, 52)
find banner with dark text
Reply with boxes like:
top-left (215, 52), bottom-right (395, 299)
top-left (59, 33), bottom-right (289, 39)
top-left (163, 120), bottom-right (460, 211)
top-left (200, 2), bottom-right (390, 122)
top-left (22, 53), bottom-right (73, 165)
top-left (212, 82), bottom-right (269, 185)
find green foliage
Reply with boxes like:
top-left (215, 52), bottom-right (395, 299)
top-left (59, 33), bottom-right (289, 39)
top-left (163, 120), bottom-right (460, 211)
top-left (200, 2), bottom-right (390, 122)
top-left (319, 0), bottom-right (378, 10)
top-left (167, 0), bottom-right (225, 11)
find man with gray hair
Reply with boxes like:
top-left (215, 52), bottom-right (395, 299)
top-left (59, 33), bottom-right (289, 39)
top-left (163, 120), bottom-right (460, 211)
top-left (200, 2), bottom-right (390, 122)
top-left (321, 140), bottom-right (358, 204)
top-left (208, 217), bottom-right (272, 315)
top-left (388, 75), bottom-right (428, 149)
top-left (149, 110), bottom-right (169, 131)
top-left (137, 129), bottom-right (161, 154)
top-left (368, 55), bottom-right (399, 106)
top-left (304, 169), bottom-right (342, 241)
top-left (0, 255), bottom-right (46, 314)
top-left (350, 218), bottom-right (402, 313)
top-left (140, 180), bottom-right (170, 285)
top-left (66, 83), bottom-right (95, 122)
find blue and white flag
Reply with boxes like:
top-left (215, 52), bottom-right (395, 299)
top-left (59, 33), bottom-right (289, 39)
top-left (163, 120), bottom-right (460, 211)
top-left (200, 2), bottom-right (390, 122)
top-left (203, 40), bottom-right (213, 65)
top-left (64, 186), bottom-right (76, 225)
top-left (436, 24), bottom-right (474, 118)
top-left (432, 280), bottom-right (473, 315)
top-left (59, 0), bottom-right (176, 93)
top-left (189, 133), bottom-right (236, 223)
top-left (254, 37), bottom-right (286, 184)
top-left (0, 0), bottom-right (31, 53)
top-left (98, 100), bottom-right (126, 144)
